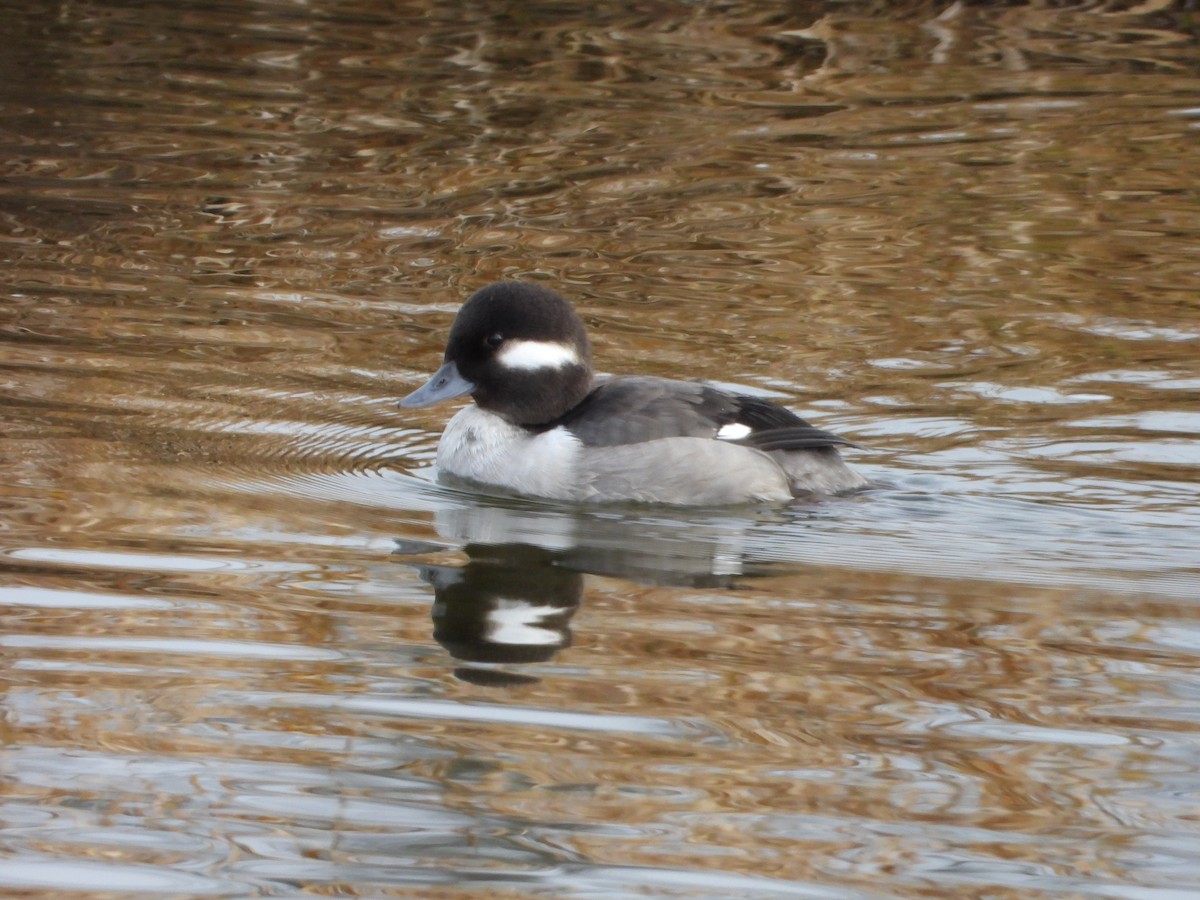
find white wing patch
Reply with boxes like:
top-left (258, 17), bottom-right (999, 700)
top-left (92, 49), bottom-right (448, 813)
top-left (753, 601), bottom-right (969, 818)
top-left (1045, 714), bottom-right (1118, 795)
top-left (716, 422), bottom-right (752, 441)
top-left (498, 340), bottom-right (579, 370)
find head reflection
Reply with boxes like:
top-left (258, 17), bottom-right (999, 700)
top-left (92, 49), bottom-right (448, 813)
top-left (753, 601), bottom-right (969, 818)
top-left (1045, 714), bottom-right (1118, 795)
top-left (402, 495), bottom-right (791, 684)
top-left (417, 543), bottom-right (581, 684)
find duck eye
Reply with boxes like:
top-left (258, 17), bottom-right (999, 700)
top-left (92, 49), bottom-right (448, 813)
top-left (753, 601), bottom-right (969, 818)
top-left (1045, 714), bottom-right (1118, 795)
top-left (483, 333), bottom-right (503, 349)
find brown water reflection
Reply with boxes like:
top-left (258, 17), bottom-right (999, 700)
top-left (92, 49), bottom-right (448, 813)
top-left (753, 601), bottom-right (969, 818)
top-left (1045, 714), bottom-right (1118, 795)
top-left (3, 1), bottom-right (1200, 897)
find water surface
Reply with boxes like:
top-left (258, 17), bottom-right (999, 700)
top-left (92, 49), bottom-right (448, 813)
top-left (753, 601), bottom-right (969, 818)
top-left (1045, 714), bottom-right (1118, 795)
top-left (3, 1), bottom-right (1199, 897)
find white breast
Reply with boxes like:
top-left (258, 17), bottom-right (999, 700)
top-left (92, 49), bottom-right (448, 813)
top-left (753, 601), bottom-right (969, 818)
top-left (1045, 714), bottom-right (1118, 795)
top-left (436, 406), bottom-right (582, 499)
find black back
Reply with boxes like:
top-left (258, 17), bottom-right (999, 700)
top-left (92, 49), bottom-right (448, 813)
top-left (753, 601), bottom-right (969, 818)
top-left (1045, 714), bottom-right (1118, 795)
top-left (547, 376), bottom-right (859, 452)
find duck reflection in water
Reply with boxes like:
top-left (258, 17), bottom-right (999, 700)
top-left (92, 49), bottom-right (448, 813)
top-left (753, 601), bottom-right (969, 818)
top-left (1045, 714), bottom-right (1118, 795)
top-left (416, 543), bottom-right (582, 688)
top-left (398, 494), bottom-right (792, 685)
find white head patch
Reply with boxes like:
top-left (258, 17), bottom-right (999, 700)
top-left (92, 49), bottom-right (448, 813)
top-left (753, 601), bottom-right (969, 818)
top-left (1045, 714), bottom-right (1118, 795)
top-left (487, 600), bottom-right (561, 646)
top-left (497, 340), bottom-right (580, 371)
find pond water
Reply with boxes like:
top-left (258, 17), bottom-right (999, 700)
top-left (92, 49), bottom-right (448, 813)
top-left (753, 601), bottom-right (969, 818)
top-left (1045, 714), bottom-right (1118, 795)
top-left (3, 1), bottom-right (1200, 896)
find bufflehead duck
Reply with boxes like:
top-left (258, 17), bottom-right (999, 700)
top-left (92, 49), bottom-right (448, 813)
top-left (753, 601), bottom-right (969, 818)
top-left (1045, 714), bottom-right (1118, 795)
top-left (400, 282), bottom-right (868, 505)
